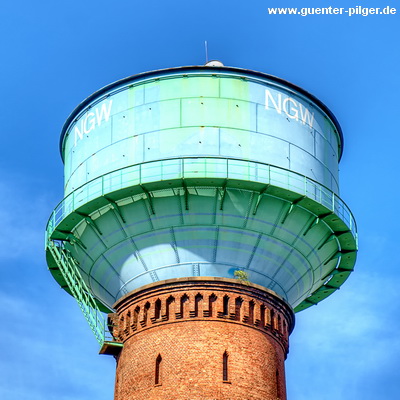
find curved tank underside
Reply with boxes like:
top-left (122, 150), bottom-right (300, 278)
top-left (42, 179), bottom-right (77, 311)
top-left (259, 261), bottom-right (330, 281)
top-left (46, 66), bottom-right (357, 317)
top-left (46, 158), bottom-right (357, 312)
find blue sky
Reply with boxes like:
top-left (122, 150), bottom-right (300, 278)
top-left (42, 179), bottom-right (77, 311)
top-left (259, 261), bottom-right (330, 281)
top-left (0, 0), bottom-right (399, 399)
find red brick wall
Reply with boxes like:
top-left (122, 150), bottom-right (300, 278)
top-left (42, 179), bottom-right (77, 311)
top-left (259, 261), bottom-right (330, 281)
top-left (112, 278), bottom-right (294, 400)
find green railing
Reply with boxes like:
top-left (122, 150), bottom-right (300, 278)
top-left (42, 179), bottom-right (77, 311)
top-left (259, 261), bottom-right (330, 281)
top-left (46, 157), bottom-right (358, 334)
top-left (47, 240), bottom-right (117, 346)
top-left (46, 157), bottom-right (357, 241)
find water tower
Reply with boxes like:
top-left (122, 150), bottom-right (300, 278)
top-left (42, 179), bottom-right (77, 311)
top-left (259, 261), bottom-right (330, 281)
top-left (45, 63), bottom-right (357, 399)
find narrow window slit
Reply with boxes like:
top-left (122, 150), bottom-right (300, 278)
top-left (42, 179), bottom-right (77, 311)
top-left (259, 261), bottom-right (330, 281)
top-left (249, 300), bottom-right (255, 325)
top-left (194, 293), bottom-right (203, 317)
top-left (235, 297), bottom-right (243, 321)
top-left (223, 351), bottom-right (229, 382)
top-left (180, 294), bottom-right (189, 319)
top-left (142, 302), bottom-right (150, 327)
top-left (155, 354), bottom-right (162, 385)
top-left (166, 296), bottom-right (174, 321)
top-left (154, 299), bottom-right (161, 320)
top-left (260, 304), bottom-right (266, 328)
top-left (223, 295), bottom-right (229, 316)
top-left (133, 306), bottom-right (140, 331)
top-left (207, 293), bottom-right (217, 317)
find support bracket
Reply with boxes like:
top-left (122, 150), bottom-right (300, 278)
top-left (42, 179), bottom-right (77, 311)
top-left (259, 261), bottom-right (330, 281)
top-left (252, 184), bottom-right (269, 215)
top-left (76, 212), bottom-right (103, 236)
top-left (281, 196), bottom-right (305, 224)
top-left (303, 216), bottom-right (319, 236)
top-left (317, 233), bottom-right (336, 250)
top-left (182, 179), bottom-right (189, 211)
top-left (55, 230), bottom-right (87, 250)
top-left (323, 249), bottom-right (355, 266)
top-left (104, 196), bottom-right (126, 223)
top-left (219, 181), bottom-right (228, 211)
top-left (140, 185), bottom-right (155, 215)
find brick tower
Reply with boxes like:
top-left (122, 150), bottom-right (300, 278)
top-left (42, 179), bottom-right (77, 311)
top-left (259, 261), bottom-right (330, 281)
top-left (46, 63), bottom-right (357, 399)
top-left (112, 278), bottom-right (294, 400)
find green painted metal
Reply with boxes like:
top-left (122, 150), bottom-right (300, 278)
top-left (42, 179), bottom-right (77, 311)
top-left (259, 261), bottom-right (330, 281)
top-left (47, 240), bottom-right (118, 347)
top-left (62, 72), bottom-right (341, 197)
top-left (46, 156), bottom-right (357, 314)
top-left (46, 157), bottom-right (356, 241)
top-left (46, 67), bottom-right (357, 344)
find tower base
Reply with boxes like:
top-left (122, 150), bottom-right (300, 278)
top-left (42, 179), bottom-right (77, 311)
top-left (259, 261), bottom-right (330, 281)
top-left (112, 278), bottom-right (295, 400)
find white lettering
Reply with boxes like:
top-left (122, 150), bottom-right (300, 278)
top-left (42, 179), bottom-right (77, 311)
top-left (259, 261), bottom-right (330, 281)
top-left (265, 89), bottom-right (314, 129)
top-left (95, 100), bottom-right (113, 126)
top-left (299, 103), bottom-right (315, 128)
top-left (265, 89), bottom-right (282, 114)
top-left (83, 112), bottom-right (96, 134)
top-left (73, 100), bottom-right (113, 147)
top-left (74, 125), bottom-right (83, 146)
top-left (283, 97), bottom-right (299, 120)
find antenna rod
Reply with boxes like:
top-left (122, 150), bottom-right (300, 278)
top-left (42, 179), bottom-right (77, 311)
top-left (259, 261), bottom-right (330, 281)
top-left (205, 41), bottom-right (209, 63)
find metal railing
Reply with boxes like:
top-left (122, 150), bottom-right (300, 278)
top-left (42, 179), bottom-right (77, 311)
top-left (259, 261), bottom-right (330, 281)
top-left (47, 240), bottom-right (117, 346)
top-left (46, 157), bottom-right (357, 241)
top-left (45, 157), bottom-right (358, 340)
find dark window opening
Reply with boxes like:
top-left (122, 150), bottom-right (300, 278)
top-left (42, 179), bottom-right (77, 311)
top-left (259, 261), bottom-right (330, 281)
top-left (223, 295), bottom-right (229, 316)
top-left (194, 293), bottom-right (203, 317)
top-left (155, 299), bottom-right (161, 320)
top-left (235, 297), bottom-right (243, 321)
top-left (166, 296), bottom-right (174, 320)
top-left (249, 300), bottom-right (255, 324)
top-left (270, 309), bottom-right (275, 330)
top-left (125, 311), bottom-right (131, 330)
top-left (180, 294), bottom-right (189, 318)
top-left (260, 304), bottom-right (266, 327)
top-left (155, 354), bottom-right (162, 385)
top-left (208, 294), bottom-right (217, 317)
top-left (223, 351), bottom-right (229, 381)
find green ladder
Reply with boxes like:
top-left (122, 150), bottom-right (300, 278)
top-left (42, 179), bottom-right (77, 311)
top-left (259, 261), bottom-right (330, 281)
top-left (47, 240), bottom-right (123, 355)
